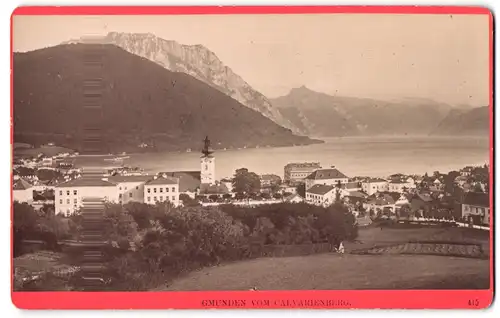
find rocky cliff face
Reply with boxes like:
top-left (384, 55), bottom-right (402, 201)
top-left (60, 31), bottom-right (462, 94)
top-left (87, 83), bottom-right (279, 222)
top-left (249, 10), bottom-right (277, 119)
top-left (62, 32), bottom-right (302, 134)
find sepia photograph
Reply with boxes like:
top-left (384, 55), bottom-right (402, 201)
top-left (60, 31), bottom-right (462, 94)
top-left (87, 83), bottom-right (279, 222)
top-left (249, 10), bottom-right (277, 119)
top-left (11, 8), bottom-right (492, 299)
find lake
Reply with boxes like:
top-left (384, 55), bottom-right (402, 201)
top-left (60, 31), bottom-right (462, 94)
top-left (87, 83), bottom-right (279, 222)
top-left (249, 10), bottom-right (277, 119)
top-left (125, 136), bottom-right (490, 179)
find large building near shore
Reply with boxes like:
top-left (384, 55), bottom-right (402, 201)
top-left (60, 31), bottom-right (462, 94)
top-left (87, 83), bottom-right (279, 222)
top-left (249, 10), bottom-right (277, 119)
top-left (144, 176), bottom-right (180, 206)
top-left (55, 178), bottom-right (119, 216)
top-left (109, 175), bottom-right (152, 204)
top-left (55, 174), bottom-right (182, 215)
top-left (160, 171), bottom-right (201, 199)
top-left (304, 167), bottom-right (349, 191)
top-left (284, 162), bottom-right (322, 185)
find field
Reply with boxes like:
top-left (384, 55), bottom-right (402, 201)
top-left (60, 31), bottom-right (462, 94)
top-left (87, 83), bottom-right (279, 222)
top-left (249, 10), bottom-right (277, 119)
top-left (13, 225), bottom-right (490, 291)
top-left (161, 254), bottom-right (489, 291)
top-left (158, 225), bottom-right (490, 291)
top-left (345, 225), bottom-right (490, 255)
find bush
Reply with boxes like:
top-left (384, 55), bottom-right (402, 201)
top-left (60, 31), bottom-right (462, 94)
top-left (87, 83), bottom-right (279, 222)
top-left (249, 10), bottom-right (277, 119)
top-left (220, 202), bottom-right (357, 247)
top-left (208, 194), bottom-right (219, 202)
top-left (14, 201), bottom-right (358, 290)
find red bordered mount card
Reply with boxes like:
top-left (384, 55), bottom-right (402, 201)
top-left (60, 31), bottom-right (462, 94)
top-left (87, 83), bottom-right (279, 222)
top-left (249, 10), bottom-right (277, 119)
top-left (10, 5), bottom-right (494, 310)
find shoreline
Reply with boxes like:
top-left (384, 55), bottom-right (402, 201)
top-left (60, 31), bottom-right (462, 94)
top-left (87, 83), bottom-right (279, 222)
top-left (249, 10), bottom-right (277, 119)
top-left (13, 134), bottom-right (489, 157)
top-left (15, 136), bottom-right (489, 181)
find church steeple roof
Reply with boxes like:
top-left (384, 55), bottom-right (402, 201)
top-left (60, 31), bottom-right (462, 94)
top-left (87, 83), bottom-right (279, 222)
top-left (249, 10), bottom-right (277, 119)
top-left (201, 136), bottom-right (214, 157)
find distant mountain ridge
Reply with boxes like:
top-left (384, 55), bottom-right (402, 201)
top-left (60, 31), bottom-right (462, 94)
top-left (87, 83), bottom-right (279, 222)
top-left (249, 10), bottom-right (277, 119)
top-left (271, 86), bottom-right (486, 137)
top-left (61, 32), bottom-right (304, 135)
top-left (13, 44), bottom-right (321, 153)
top-left (431, 106), bottom-right (489, 136)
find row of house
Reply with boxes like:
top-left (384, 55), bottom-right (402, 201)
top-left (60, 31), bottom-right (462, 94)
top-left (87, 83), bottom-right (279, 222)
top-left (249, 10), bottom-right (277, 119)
top-left (304, 180), bottom-right (490, 226)
top-left (53, 175), bottom-right (180, 216)
top-left (361, 177), bottom-right (418, 195)
top-left (14, 171), bottom-right (200, 216)
top-left (16, 137), bottom-right (225, 216)
top-left (293, 163), bottom-right (490, 226)
top-left (302, 167), bottom-right (415, 206)
top-left (284, 162), bottom-right (322, 185)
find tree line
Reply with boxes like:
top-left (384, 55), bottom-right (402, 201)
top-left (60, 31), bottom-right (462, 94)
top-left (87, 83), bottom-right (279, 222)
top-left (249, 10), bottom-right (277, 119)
top-left (13, 200), bottom-right (357, 291)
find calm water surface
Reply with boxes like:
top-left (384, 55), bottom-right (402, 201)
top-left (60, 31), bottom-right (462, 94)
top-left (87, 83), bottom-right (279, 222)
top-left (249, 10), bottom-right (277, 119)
top-left (126, 136), bottom-right (490, 179)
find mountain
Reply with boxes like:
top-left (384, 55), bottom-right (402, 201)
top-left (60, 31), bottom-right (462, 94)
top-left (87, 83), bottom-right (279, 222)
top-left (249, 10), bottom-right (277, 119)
top-left (271, 86), bottom-right (454, 137)
top-left (61, 32), bottom-right (303, 134)
top-left (13, 44), bottom-right (321, 153)
top-left (431, 106), bottom-right (489, 136)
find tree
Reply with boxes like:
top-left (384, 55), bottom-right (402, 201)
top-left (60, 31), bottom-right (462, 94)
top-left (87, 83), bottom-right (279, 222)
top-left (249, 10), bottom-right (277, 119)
top-left (209, 194), bottom-right (219, 202)
top-left (260, 192), bottom-right (271, 200)
top-left (317, 202), bottom-right (357, 249)
top-left (103, 204), bottom-right (139, 250)
top-left (37, 214), bottom-right (71, 240)
top-left (444, 171), bottom-right (460, 194)
top-left (179, 193), bottom-right (200, 207)
top-left (43, 189), bottom-right (55, 201)
top-left (232, 168), bottom-right (261, 196)
top-left (37, 169), bottom-right (62, 181)
top-left (473, 183), bottom-right (484, 193)
top-left (13, 202), bottom-right (38, 233)
top-left (15, 166), bottom-right (36, 177)
top-left (270, 184), bottom-right (280, 194)
top-left (398, 204), bottom-right (412, 219)
top-left (13, 202), bottom-right (63, 255)
top-left (295, 183), bottom-right (305, 197)
top-left (335, 180), bottom-right (342, 202)
top-left (13, 202), bottom-right (42, 238)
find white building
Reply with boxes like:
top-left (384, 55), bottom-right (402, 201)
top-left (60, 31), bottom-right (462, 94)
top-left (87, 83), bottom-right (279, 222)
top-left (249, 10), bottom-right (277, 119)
top-left (364, 193), bottom-right (398, 215)
top-left (13, 178), bottom-right (33, 203)
top-left (304, 167), bottom-right (349, 191)
top-left (388, 180), bottom-right (413, 193)
top-left (220, 178), bottom-right (233, 194)
top-left (161, 171), bottom-right (201, 199)
top-left (284, 162), bottom-right (322, 185)
top-left (344, 181), bottom-right (362, 193)
top-left (305, 184), bottom-right (338, 207)
top-left (109, 175), bottom-right (152, 204)
top-left (40, 157), bottom-right (54, 167)
top-left (144, 176), bottom-right (180, 207)
top-left (280, 185), bottom-right (297, 195)
top-left (361, 178), bottom-right (389, 195)
top-left (55, 178), bottom-right (119, 216)
top-left (462, 192), bottom-right (490, 225)
top-left (285, 193), bottom-right (304, 204)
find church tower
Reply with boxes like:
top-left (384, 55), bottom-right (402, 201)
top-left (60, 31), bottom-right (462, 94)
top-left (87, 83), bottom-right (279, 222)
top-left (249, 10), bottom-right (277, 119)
top-left (200, 136), bottom-right (215, 185)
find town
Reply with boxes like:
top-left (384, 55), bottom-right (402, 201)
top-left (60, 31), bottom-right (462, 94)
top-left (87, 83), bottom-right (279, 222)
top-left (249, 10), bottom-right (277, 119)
top-left (13, 136), bottom-right (491, 227)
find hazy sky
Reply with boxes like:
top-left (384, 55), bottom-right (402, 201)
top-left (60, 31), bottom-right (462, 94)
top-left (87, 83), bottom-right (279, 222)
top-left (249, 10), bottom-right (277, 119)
top-left (13, 14), bottom-right (490, 106)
